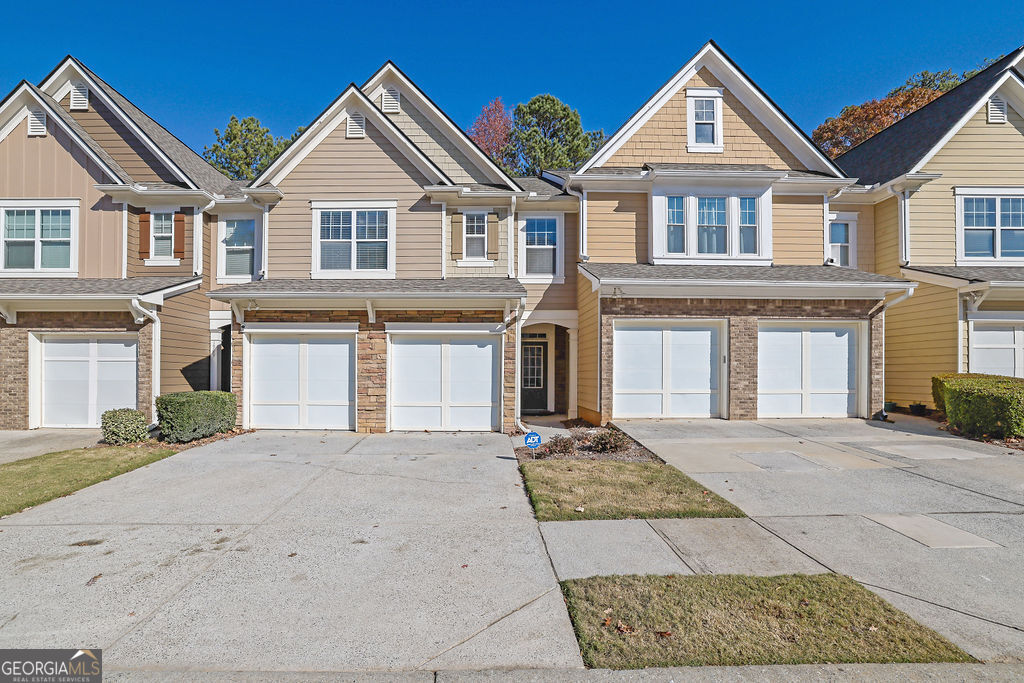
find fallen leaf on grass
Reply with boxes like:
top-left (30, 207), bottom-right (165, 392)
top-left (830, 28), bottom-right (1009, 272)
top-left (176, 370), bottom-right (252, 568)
top-left (574, 506), bottom-right (585, 512)
top-left (603, 617), bottom-right (612, 627)
top-left (616, 620), bottom-right (634, 634)
top-left (86, 574), bottom-right (102, 586)
top-left (656, 630), bottom-right (672, 638)
top-left (869, 625), bottom-right (878, 632)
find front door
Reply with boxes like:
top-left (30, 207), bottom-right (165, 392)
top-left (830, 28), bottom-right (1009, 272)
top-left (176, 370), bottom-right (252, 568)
top-left (521, 342), bottom-right (548, 413)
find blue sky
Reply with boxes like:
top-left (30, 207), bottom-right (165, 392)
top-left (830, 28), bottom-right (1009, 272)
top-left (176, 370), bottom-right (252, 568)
top-left (3, 0), bottom-right (1024, 156)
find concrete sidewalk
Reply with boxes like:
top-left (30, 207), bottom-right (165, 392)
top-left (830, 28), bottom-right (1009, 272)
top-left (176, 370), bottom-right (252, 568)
top-left (0, 428), bottom-right (101, 464)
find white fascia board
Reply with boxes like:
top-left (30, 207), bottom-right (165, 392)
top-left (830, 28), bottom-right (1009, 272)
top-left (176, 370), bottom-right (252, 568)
top-left (384, 322), bottom-right (506, 335)
top-left (899, 267), bottom-right (972, 289)
top-left (94, 184), bottom-right (213, 205)
top-left (207, 290), bottom-right (522, 301)
top-left (362, 63), bottom-right (521, 191)
top-left (39, 59), bottom-right (197, 189)
top-left (242, 322), bottom-right (359, 334)
top-left (593, 279), bottom-right (914, 300)
top-left (137, 278), bottom-right (203, 305)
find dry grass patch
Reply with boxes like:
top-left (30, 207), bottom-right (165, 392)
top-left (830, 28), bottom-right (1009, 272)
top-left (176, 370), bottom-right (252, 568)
top-left (561, 574), bottom-right (973, 669)
top-left (520, 460), bottom-right (743, 521)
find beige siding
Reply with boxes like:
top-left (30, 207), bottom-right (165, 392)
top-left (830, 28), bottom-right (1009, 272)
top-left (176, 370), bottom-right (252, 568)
top-left (523, 212), bottom-right (579, 310)
top-left (160, 288), bottom-right (210, 393)
top-left (586, 193), bottom-right (648, 262)
top-left (204, 212), bottom-right (230, 312)
top-left (874, 197), bottom-right (900, 276)
top-left (830, 203), bottom-right (875, 273)
top-left (912, 104), bottom-right (1024, 264)
top-left (268, 119), bottom-right (440, 278)
top-left (772, 195), bottom-right (824, 265)
top-left (61, 93), bottom-right (178, 184)
top-left (126, 205), bottom-right (195, 277)
top-left (605, 68), bottom-right (807, 170)
top-left (884, 282), bottom-right (959, 407)
top-left (445, 205), bottom-right (510, 277)
top-left (0, 117), bottom-right (122, 278)
top-left (576, 271), bottom-right (600, 417)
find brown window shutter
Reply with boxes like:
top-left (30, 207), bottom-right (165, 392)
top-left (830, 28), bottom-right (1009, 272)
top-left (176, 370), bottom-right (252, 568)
top-left (173, 212), bottom-right (186, 259)
top-left (451, 213), bottom-right (463, 260)
top-left (138, 212), bottom-right (150, 259)
top-left (487, 213), bottom-right (499, 260)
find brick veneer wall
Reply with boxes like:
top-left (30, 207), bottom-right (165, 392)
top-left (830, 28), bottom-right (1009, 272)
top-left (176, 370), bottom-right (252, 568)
top-left (597, 298), bottom-right (884, 423)
top-left (0, 312), bottom-right (152, 429)
top-left (231, 309), bottom-right (516, 433)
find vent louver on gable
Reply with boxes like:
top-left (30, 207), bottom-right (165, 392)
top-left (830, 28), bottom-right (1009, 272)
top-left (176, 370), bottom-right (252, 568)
top-left (382, 87), bottom-right (400, 113)
top-left (347, 111), bottom-right (366, 138)
top-left (70, 81), bottom-right (89, 110)
top-left (989, 95), bottom-right (1008, 124)
top-left (27, 108), bottom-right (47, 136)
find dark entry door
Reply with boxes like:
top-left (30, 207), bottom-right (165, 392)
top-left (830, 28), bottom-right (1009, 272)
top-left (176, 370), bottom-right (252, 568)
top-left (521, 342), bottom-right (548, 413)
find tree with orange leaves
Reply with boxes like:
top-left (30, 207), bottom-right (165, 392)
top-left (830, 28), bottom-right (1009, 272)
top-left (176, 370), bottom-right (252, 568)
top-left (812, 88), bottom-right (943, 159)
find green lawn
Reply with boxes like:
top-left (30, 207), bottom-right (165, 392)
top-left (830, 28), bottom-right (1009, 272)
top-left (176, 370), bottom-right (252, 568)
top-left (520, 460), bottom-right (743, 521)
top-left (561, 573), bottom-right (973, 669)
top-left (0, 444), bottom-right (176, 517)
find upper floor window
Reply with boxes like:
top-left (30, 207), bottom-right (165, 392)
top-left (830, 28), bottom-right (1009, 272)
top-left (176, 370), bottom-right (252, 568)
top-left (518, 213), bottom-right (565, 284)
top-left (218, 215), bottom-right (260, 283)
top-left (464, 213), bottom-right (488, 260)
top-left (667, 196), bottom-right (685, 253)
top-left (957, 191), bottom-right (1024, 261)
top-left (686, 87), bottom-right (723, 153)
top-left (151, 212), bottom-right (174, 259)
top-left (739, 197), bottom-right (758, 254)
top-left (827, 212), bottom-right (858, 267)
top-left (0, 201), bottom-right (78, 275)
top-left (697, 197), bottom-right (727, 254)
top-left (653, 190), bottom-right (770, 264)
top-left (311, 201), bottom-right (396, 279)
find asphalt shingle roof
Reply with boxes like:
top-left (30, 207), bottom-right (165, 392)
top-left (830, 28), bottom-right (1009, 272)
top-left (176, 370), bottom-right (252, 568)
top-left (903, 265), bottom-right (1024, 283)
top-left (0, 276), bottom-right (198, 297)
top-left (515, 176), bottom-right (570, 196)
top-left (580, 263), bottom-right (909, 284)
top-left (210, 278), bottom-right (527, 298)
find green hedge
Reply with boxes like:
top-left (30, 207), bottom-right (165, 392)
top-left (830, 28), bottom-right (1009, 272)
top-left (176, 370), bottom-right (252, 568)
top-left (932, 373), bottom-right (1024, 437)
top-left (100, 408), bottom-right (150, 445)
top-left (156, 391), bottom-right (236, 443)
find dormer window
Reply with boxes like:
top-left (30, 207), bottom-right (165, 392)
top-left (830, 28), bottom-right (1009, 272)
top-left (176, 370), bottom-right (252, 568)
top-left (686, 87), bottom-right (723, 153)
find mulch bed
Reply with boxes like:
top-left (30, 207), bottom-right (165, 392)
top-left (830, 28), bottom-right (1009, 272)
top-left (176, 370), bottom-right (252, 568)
top-left (515, 426), bottom-right (660, 463)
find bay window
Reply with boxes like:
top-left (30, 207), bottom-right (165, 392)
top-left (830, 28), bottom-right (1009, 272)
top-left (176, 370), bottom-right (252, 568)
top-left (0, 202), bottom-right (78, 275)
top-left (652, 190), bottom-right (770, 263)
top-left (518, 213), bottom-right (564, 283)
top-left (958, 190), bottom-right (1024, 261)
top-left (311, 201), bottom-right (396, 278)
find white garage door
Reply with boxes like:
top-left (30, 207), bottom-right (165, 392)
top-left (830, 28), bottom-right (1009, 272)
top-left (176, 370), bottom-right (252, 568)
top-left (390, 336), bottom-right (500, 431)
top-left (250, 336), bottom-right (355, 429)
top-left (613, 322), bottom-right (722, 418)
top-left (971, 324), bottom-right (1024, 377)
top-left (43, 337), bottom-right (137, 427)
top-left (758, 325), bottom-right (858, 417)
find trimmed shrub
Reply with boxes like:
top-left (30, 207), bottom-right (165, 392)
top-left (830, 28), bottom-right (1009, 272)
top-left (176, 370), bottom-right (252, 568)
top-left (589, 428), bottom-right (631, 453)
top-left (156, 391), bottom-right (236, 443)
top-left (544, 435), bottom-right (577, 457)
top-left (932, 373), bottom-right (1024, 438)
top-left (101, 408), bottom-right (150, 445)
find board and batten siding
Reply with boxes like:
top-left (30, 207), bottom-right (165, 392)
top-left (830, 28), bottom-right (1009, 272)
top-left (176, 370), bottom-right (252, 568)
top-left (585, 193), bottom-right (648, 263)
top-left (267, 120), bottom-right (440, 278)
top-left (576, 270), bottom-right (601, 424)
top-left (604, 68), bottom-right (807, 170)
top-left (0, 117), bottom-right (122, 278)
top-left (771, 195), bottom-right (824, 265)
top-left (522, 212), bottom-right (579, 310)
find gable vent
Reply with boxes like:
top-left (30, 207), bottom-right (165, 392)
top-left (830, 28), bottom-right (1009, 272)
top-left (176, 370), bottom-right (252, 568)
top-left (989, 95), bottom-right (1009, 124)
top-left (69, 80), bottom-right (89, 111)
top-left (382, 87), bottom-right (400, 113)
top-left (27, 108), bottom-right (47, 136)
top-left (347, 111), bottom-right (366, 139)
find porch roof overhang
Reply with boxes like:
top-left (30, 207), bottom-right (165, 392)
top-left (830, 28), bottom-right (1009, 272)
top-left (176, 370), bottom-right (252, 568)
top-left (902, 265), bottom-right (1024, 305)
top-left (0, 276), bottom-right (200, 324)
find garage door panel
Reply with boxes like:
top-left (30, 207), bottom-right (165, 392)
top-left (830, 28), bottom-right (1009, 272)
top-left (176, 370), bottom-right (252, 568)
top-left (392, 339), bottom-right (442, 403)
top-left (306, 338), bottom-right (354, 403)
top-left (757, 328), bottom-right (802, 392)
top-left (669, 328), bottom-right (718, 391)
top-left (44, 360), bottom-right (90, 426)
top-left (758, 325), bottom-right (858, 418)
top-left (973, 326), bottom-right (1014, 346)
top-left (449, 339), bottom-right (497, 404)
top-left (670, 393), bottom-right (718, 417)
top-left (95, 361), bottom-right (137, 416)
top-left (758, 393), bottom-right (803, 417)
top-left (252, 338), bottom-right (300, 403)
top-left (449, 405), bottom-right (493, 430)
top-left (97, 340), bottom-right (137, 359)
top-left (809, 393), bottom-right (855, 417)
top-left (809, 329), bottom-right (855, 391)
top-left (614, 326), bottom-right (663, 391)
top-left (392, 405), bottom-right (443, 430)
top-left (42, 337), bottom-right (138, 427)
top-left (252, 404), bottom-right (301, 427)
top-left (972, 347), bottom-right (1015, 376)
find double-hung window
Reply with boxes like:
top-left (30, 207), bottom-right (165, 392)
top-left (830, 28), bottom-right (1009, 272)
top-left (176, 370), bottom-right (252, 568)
top-left (1, 202), bottom-right (77, 274)
top-left (654, 190), bottom-right (769, 263)
top-left (667, 196), bottom-right (685, 253)
top-left (218, 216), bottom-right (259, 282)
top-left (959, 192), bottom-right (1024, 260)
top-left (739, 197), bottom-right (758, 254)
top-left (697, 197), bottom-right (727, 254)
top-left (464, 213), bottom-right (487, 260)
top-left (686, 87), bottom-right (723, 153)
top-left (151, 212), bottom-right (174, 259)
top-left (826, 212), bottom-right (857, 267)
top-left (518, 214), bottom-right (564, 283)
top-left (312, 202), bottom-right (396, 278)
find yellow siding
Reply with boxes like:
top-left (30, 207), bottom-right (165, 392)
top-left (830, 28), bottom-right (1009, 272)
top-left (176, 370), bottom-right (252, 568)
top-left (913, 103), bottom-right (1024, 264)
top-left (884, 282), bottom-right (959, 407)
top-left (830, 203), bottom-right (875, 273)
top-left (160, 288), bottom-right (210, 393)
top-left (524, 212), bottom-right (579, 310)
top-left (605, 68), bottom-right (807, 170)
top-left (585, 193), bottom-right (648, 262)
top-left (576, 272), bottom-right (600, 418)
top-left (874, 197), bottom-right (900, 276)
top-left (772, 195), bottom-right (824, 265)
top-left (268, 119), bottom-right (441, 278)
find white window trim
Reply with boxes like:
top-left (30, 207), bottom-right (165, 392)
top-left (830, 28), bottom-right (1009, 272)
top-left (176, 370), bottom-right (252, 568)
top-left (0, 199), bottom-right (80, 277)
top-left (954, 187), bottom-right (1024, 264)
top-left (686, 87), bottom-right (724, 153)
top-left (651, 185), bottom-right (772, 265)
top-left (517, 212), bottom-right (565, 284)
top-left (217, 213), bottom-right (263, 284)
top-left (459, 210), bottom-right (493, 266)
top-left (145, 206), bottom-right (179, 266)
top-left (827, 211), bottom-right (858, 268)
top-left (310, 200), bottom-right (397, 279)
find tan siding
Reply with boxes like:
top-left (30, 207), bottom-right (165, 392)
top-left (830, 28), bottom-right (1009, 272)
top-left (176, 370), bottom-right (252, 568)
top-left (61, 93), bottom-right (178, 184)
top-left (268, 119), bottom-right (440, 278)
top-left (160, 288), bottom-right (210, 393)
top-left (445, 205), bottom-right (509, 277)
top-left (830, 203), bottom-right (875, 273)
top-left (524, 212), bottom-right (579, 310)
top-left (126, 205), bottom-right (194, 277)
top-left (0, 117), bottom-right (122, 278)
top-left (586, 193), bottom-right (648, 263)
top-left (204, 212), bottom-right (230, 312)
top-left (884, 282), bottom-right (959, 407)
top-left (772, 195), bottom-right (823, 265)
top-left (913, 104), bottom-right (1024, 264)
top-left (874, 197), bottom-right (900, 276)
top-left (576, 272), bottom-right (600, 416)
top-left (605, 68), bottom-right (807, 170)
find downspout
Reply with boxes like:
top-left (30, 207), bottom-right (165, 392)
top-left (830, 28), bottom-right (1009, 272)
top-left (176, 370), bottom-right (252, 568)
top-left (867, 285), bottom-right (916, 420)
top-left (564, 182), bottom-right (587, 261)
top-left (121, 202), bottom-right (129, 279)
top-left (508, 196), bottom-right (516, 278)
top-left (129, 298), bottom-right (160, 424)
top-left (195, 199), bottom-right (215, 277)
top-left (890, 188), bottom-right (911, 266)
top-left (513, 298), bottom-right (529, 434)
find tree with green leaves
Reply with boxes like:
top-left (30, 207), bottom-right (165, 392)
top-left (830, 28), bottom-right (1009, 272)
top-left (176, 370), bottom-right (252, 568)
top-left (505, 95), bottom-right (604, 176)
top-left (203, 116), bottom-right (305, 180)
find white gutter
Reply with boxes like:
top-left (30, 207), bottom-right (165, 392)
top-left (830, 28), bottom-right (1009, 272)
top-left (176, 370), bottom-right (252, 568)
top-left (195, 199), bottom-right (216, 277)
top-left (513, 299), bottom-right (529, 434)
top-left (207, 290), bottom-right (526, 301)
top-left (121, 202), bottom-right (128, 279)
top-left (563, 183), bottom-right (588, 261)
top-left (507, 196), bottom-right (516, 278)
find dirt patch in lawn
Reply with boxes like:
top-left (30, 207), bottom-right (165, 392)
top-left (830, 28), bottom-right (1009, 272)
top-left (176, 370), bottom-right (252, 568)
top-left (561, 573), bottom-right (973, 669)
top-left (521, 460), bottom-right (743, 521)
top-left (516, 425), bottom-right (658, 463)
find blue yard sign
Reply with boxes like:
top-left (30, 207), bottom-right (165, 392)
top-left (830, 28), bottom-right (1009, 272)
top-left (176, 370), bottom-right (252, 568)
top-left (524, 431), bottom-right (542, 449)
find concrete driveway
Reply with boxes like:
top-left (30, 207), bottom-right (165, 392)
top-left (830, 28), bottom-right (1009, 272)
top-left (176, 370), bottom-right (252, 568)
top-left (616, 416), bottom-right (1024, 662)
top-left (0, 429), bottom-right (101, 465)
top-left (0, 431), bottom-right (582, 675)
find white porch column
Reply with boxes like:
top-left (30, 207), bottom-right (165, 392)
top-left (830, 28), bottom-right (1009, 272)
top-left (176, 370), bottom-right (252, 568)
top-left (209, 331), bottom-right (223, 391)
top-left (567, 327), bottom-right (578, 419)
